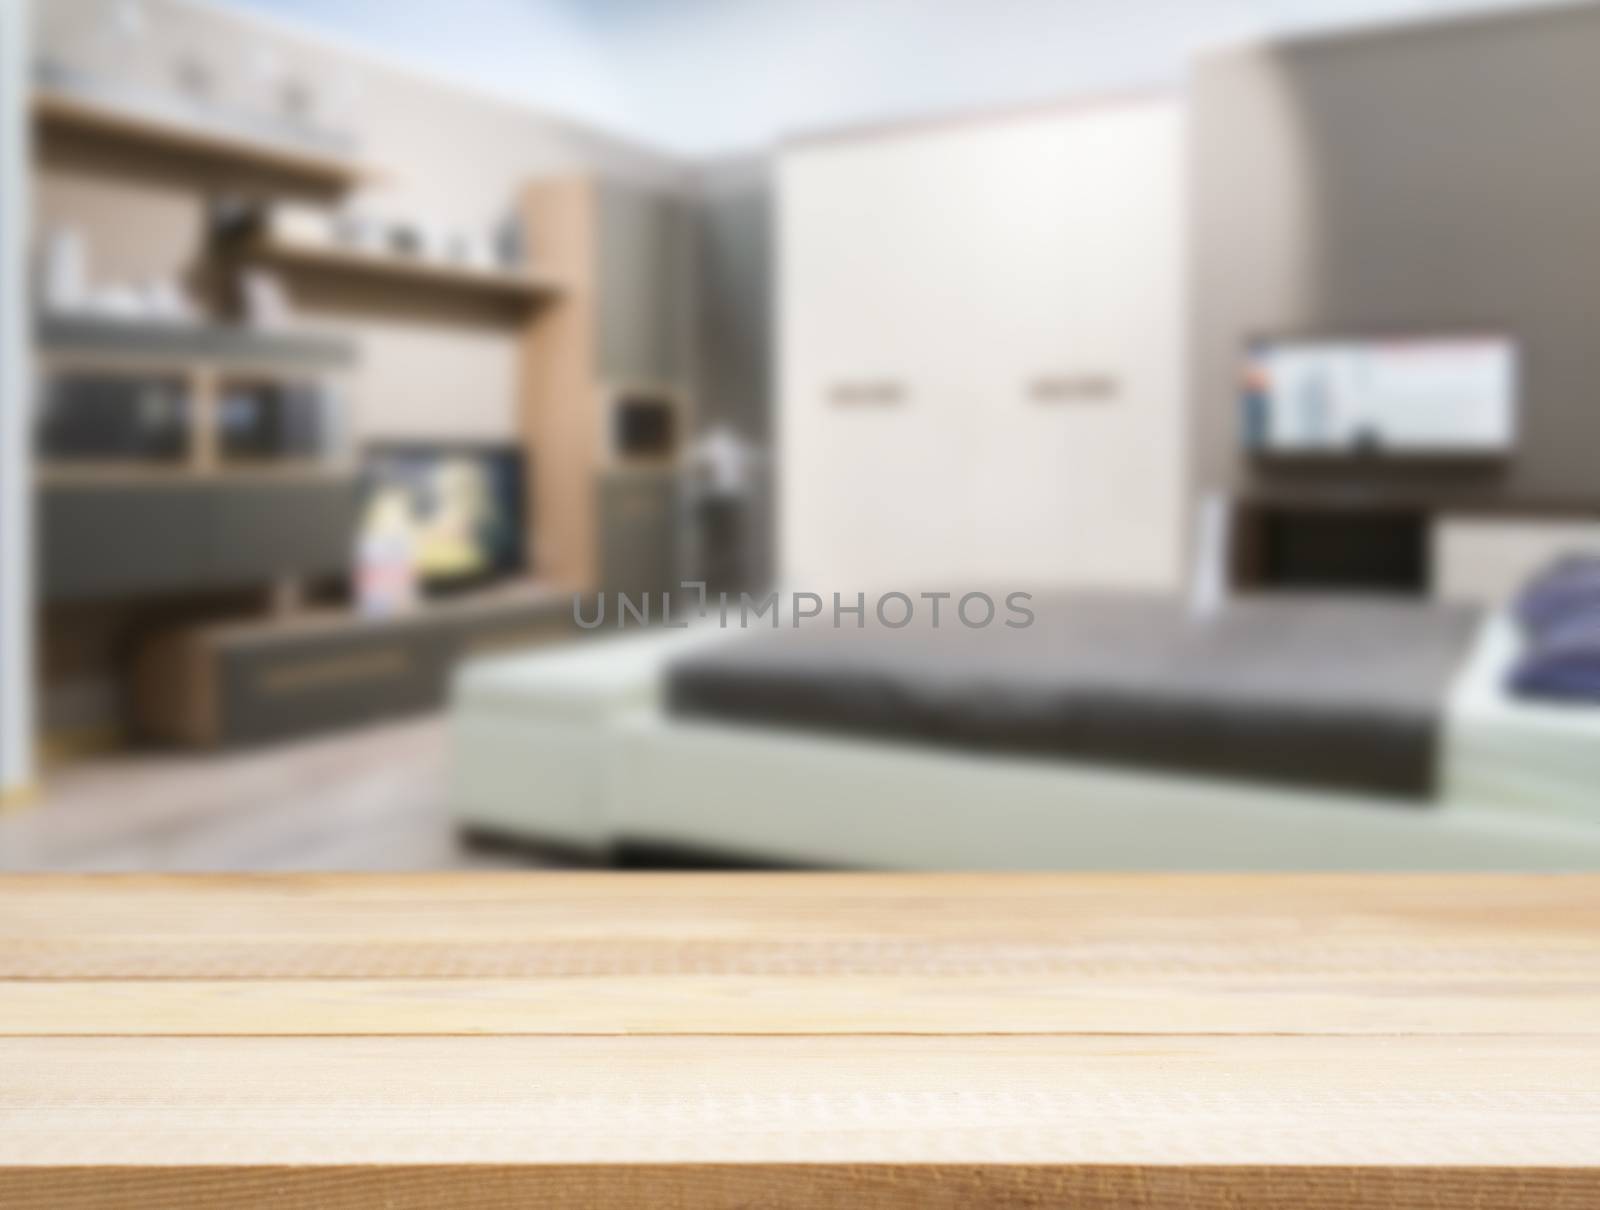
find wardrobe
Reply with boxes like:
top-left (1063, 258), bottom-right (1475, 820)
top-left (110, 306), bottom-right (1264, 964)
top-left (778, 96), bottom-right (1186, 592)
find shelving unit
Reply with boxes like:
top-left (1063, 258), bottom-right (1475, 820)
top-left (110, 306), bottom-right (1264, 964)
top-left (33, 84), bottom-right (381, 191)
top-left (36, 314), bottom-right (358, 473)
top-left (35, 308), bottom-right (361, 609)
top-left (28, 57), bottom-right (580, 760)
top-left (238, 233), bottom-right (563, 307)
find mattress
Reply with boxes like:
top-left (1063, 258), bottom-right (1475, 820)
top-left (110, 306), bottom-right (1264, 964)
top-left (1444, 612), bottom-right (1600, 825)
top-left (665, 593), bottom-right (1483, 799)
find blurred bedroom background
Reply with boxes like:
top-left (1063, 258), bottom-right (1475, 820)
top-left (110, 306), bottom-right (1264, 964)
top-left (1, 0), bottom-right (1598, 870)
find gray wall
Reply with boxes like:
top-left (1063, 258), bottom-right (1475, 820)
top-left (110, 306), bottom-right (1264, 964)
top-left (691, 157), bottom-right (775, 588)
top-left (693, 157), bottom-right (773, 444)
top-left (1192, 2), bottom-right (1600, 509)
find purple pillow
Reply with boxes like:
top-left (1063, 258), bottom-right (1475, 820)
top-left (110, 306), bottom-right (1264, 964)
top-left (1515, 555), bottom-right (1600, 638)
top-left (1508, 614), bottom-right (1600, 703)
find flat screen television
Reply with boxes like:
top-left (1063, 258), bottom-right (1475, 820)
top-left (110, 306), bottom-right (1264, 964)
top-left (1241, 334), bottom-right (1518, 457)
top-left (359, 442), bottom-right (527, 594)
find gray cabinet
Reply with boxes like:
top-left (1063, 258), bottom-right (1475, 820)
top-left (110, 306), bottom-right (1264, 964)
top-left (596, 184), bottom-right (694, 386)
top-left (600, 469), bottom-right (679, 602)
top-left (41, 485), bottom-right (210, 601)
top-left (40, 478), bottom-right (358, 603)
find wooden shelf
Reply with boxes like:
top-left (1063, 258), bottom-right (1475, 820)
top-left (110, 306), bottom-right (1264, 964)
top-left (240, 235), bottom-right (563, 306)
top-left (37, 314), bottom-right (357, 370)
top-left (33, 86), bottom-right (382, 192)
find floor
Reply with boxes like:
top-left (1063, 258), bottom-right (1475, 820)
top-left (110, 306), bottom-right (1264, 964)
top-left (0, 716), bottom-right (546, 872)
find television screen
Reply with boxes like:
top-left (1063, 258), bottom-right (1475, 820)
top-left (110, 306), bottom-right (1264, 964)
top-left (1241, 335), bottom-right (1517, 456)
top-left (359, 443), bottom-right (527, 594)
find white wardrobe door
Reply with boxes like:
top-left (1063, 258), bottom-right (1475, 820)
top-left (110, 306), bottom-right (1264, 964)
top-left (780, 133), bottom-right (983, 590)
top-left (967, 101), bottom-right (1186, 590)
top-left (780, 100), bottom-right (1185, 594)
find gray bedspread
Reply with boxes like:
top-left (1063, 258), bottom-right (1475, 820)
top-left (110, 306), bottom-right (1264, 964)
top-left (664, 593), bottom-right (1483, 800)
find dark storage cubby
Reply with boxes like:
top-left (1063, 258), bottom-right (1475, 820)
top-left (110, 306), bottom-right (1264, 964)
top-left (217, 379), bottom-right (342, 462)
top-left (1257, 507), bottom-right (1427, 594)
top-left (37, 372), bottom-right (192, 464)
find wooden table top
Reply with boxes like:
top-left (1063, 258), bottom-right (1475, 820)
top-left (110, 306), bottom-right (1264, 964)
top-left (2, 873), bottom-right (1598, 1208)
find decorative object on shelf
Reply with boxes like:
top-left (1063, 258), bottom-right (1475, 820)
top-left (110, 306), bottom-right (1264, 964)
top-left (443, 230), bottom-right (496, 271)
top-left (171, 49), bottom-right (216, 107)
top-left (88, 282), bottom-right (143, 320)
top-left (137, 276), bottom-right (196, 322)
top-left (332, 209), bottom-right (386, 254)
top-left (277, 73), bottom-right (317, 130)
top-left (495, 211), bottom-right (527, 271)
top-left (355, 488), bottom-right (420, 619)
top-left (262, 202), bottom-right (335, 249)
top-left (38, 225), bottom-right (197, 323)
top-left (35, 0), bottom-right (149, 96)
top-left (386, 219), bottom-right (426, 259)
top-left (238, 268), bottom-right (291, 329)
top-left (689, 424), bottom-right (757, 498)
top-left (39, 227), bottom-right (88, 314)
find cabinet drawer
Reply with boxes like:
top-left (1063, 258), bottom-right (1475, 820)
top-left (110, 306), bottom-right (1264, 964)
top-left (215, 631), bottom-right (445, 747)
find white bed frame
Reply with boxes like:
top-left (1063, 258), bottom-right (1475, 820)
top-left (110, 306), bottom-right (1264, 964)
top-left (449, 618), bottom-right (1600, 870)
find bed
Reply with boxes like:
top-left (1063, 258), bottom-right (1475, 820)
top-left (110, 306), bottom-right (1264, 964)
top-left (666, 594), bottom-right (1479, 800)
top-left (449, 593), bottom-right (1600, 869)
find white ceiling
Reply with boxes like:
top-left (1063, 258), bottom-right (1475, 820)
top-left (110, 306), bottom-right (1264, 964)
top-left (209, 0), bottom-right (1575, 157)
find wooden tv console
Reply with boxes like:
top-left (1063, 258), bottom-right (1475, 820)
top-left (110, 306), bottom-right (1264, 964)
top-left (132, 580), bottom-right (573, 749)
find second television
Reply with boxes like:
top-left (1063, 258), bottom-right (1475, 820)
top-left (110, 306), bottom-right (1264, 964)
top-left (1241, 333), bottom-right (1518, 457)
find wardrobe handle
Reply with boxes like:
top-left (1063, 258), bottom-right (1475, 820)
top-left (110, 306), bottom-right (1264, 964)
top-left (1028, 374), bottom-right (1118, 404)
top-left (829, 380), bottom-right (907, 408)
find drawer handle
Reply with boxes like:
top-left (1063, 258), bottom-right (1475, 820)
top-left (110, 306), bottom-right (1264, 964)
top-left (257, 647), bottom-right (410, 695)
top-left (1029, 374), bottom-right (1119, 404)
top-left (830, 380), bottom-right (906, 408)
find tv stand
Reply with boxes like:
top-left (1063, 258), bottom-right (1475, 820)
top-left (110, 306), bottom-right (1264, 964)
top-left (132, 579), bottom-right (574, 748)
top-left (1231, 488), bottom-right (1600, 598)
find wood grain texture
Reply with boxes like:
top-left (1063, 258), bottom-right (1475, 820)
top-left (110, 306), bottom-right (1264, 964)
top-left (5, 973), bottom-right (1598, 1035)
top-left (1, 873), bottom-right (1598, 1207)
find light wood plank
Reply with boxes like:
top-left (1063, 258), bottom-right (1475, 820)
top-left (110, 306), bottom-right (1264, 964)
top-left (4, 1165), bottom-right (1595, 1210)
top-left (2, 974), bottom-right (1598, 1036)
top-left (2, 1035), bottom-right (1598, 1166)
top-left (2, 874), bottom-right (1594, 980)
